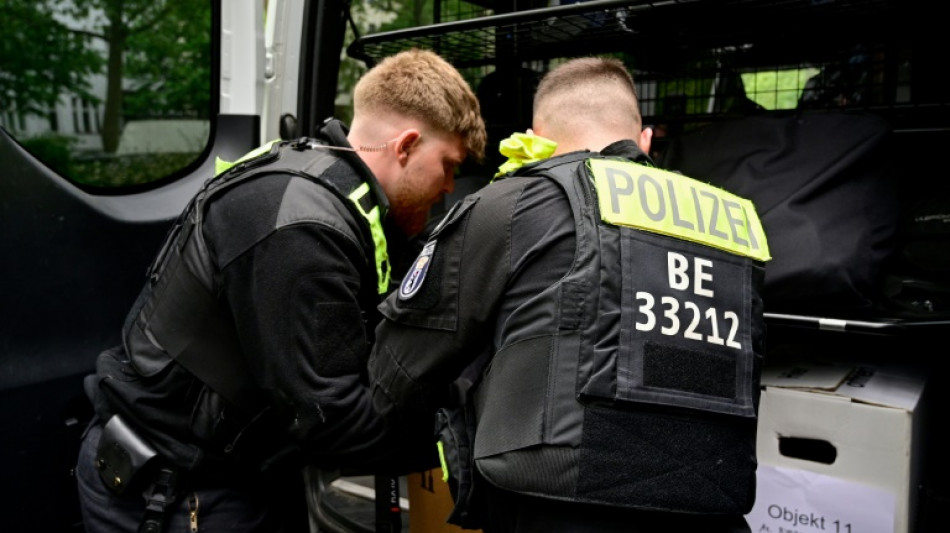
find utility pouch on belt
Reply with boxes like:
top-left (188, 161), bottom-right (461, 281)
top-left (434, 354), bottom-right (491, 530)
top-left (435, 402), bottom-right (483, 530)
top-left (96, 414), bottom-right (159, 496)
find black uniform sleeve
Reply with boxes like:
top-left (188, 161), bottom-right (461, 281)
top-left (210, 177), bottom-right (435, 474)
top-left (369, 176), bottom-right (575, 431)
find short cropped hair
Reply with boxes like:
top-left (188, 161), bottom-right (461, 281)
top-left (354, 49), bottom-right (486, 161)
top-left (534, 57), bottom-right (642, 137)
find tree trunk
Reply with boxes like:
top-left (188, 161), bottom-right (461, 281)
top-left (101, 7), bottom-right (126, 154)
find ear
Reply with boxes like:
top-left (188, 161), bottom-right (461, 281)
top-left (639, 126), bottom-right (653, 157)
top-left (393, 129), bottom-right (421, 165)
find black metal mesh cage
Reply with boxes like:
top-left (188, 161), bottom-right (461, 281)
top-left (348, 0), bottom-right (946, 138)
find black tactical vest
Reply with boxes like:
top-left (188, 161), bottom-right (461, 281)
top-left (93, 138), bottom-right (387, 471)
top-left (473, 153), bottom-right (769, 514)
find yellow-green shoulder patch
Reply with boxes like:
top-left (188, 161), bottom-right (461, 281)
top-left (214, 139), bottom-right (281, 176)
top-left (587, 159), bottom-right (770, 261)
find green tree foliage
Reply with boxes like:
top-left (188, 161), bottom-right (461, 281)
top-left (122, 2), bottom-right (211, 121)
top-left (56, 0), bottom-right (211, 152)
top-left (0, 0), bottom-right (103, 117)
top-left (742, 69), bottom-right (820, 110)
top-left (1, 0), bottom-right (210, 155)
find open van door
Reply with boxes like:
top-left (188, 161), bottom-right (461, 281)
top-left (0, 1), bottom-right (346, 529)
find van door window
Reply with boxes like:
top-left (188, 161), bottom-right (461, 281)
top-left (0, 0), bottom-right (212, 189)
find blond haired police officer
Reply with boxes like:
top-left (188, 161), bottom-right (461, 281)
top-left (76, 49), bottom-right (485, 533)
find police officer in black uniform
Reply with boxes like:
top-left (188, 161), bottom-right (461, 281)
top-left (75, 49), bottom-right (486, 533)
top-left (369, 57), bottom-right (771, 533)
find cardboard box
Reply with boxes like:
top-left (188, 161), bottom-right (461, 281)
top-left (407, 468), bottom-right (480, 533)
top-left (746, 360), bottom-right (929, 533)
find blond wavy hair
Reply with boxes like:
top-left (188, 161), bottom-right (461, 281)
top-left (354, 49), bottom-right (486, 161)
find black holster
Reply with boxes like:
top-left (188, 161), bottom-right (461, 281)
top-left (95, 414), bottom-right (159, 496)
top-left (94, 414), bottom-right (183, 533)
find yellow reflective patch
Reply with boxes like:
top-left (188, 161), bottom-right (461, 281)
top-left (588, 159), bottom-right (770, 261)
top-left (348, 182), bottom-right (391, 295)
top-left (214, 139), bottom-right (281, 176)
top-left (437, 440), bottom-right (449, 482)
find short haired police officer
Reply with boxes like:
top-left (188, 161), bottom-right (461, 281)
top-left (369, 57), bottom-right (770, 533)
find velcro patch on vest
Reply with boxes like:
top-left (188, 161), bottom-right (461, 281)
top-left (587, 159), bottom-right (770, 261)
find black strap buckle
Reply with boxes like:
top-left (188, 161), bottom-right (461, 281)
top-left (139, 467), bottom-right (181, 533)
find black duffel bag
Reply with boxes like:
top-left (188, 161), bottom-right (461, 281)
top-left (659, 110), bottom-right (899, 317)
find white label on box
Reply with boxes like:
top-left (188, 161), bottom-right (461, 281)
top-left (746, 465), bottom-right (896, 533)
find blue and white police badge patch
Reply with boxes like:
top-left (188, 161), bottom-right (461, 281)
top-left (399, 240), bottom-right (436, 299)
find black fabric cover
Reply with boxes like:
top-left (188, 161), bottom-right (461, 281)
top-left (576, 406), bottom-right (757, 514)
top-left (659, 111), bottom-right (899, 316)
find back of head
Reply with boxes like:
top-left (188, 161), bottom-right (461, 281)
top-left (534, 57), bottom-right (642, 148)
top-left (354, 49), bottom-right (486, 161)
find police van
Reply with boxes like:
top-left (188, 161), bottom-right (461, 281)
top-left (1, 0), bottom-right (946, 531)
